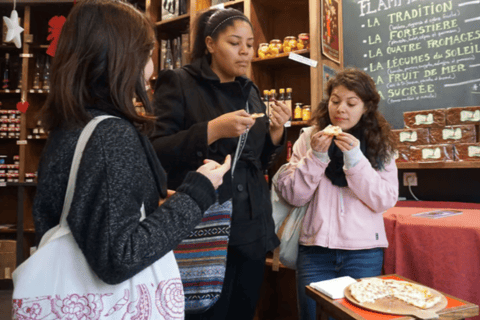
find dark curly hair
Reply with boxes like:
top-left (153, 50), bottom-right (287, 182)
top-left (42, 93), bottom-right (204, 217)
top-left (310, 68), bottom-right (395, 169)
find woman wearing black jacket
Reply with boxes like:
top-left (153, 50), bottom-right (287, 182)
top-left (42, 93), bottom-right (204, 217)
top-left (151, 8), bottom-right (291, 320)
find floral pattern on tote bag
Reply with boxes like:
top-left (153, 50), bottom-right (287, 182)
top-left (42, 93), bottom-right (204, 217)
top-left (12, 278), bottom-right (184, 320)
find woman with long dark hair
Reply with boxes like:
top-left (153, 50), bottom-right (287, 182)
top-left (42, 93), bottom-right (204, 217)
top-left (276, 68), bottom-right (399, 320)
top-left (151, 7), bottom-right (291, 320)
top-left (30, 1), bottom-right (229, 316)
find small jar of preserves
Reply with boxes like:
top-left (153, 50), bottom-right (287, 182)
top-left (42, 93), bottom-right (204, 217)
top-left (294, 103), bottom-right (303, 121)
top-left (258, 43), bottom-right (269, 59)
top-left (268, 39), bottom-right (283, 56)
top-left (283, 36), bottom-right (297, 53)
top-left (302, 105), bottom-right (311, 121)
top-left (297, 33), bottom-right (310, 50)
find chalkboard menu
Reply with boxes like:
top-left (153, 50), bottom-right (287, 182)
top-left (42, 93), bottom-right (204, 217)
top-left (343, 0), bottom-right (480, 128)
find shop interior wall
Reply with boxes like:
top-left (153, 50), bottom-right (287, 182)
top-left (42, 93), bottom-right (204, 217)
top-left (398, 169), bottom-right (480, 203)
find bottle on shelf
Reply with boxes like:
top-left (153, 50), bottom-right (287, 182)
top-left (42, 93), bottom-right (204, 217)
top-left (263, 89), bottom-right (269, 119)
top-left (2, 53), bottom-right (10, 90)
top-left (42, 55), bottom-right (51, 91)
top-left (294, 102), bottom-right (303, 121)
top-left (285, 88), bottom-right (293, 127)
top-left (269, 89), bottom-right (277, 119)
top-left (173, 37), bottom-right (181, 69)
top-left (165, 40), bottom-right (174, 70)
top-left (17, 60), bottom-right (22, 90)
top-left (32, 55), bottom-right (42, 90)
top-left (286, 141), bottom-right (292, 161)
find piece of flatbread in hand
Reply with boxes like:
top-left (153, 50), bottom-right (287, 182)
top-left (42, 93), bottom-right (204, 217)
top-left (251, 113), bottom-right (265, 119)
top-left (323, 124), bottom-right (343, 136)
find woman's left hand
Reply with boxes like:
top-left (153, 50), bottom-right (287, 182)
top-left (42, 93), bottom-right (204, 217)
top-left (334, 132), bottom-right (359, 152)
top-left (269, 99), bottom-right (292, 130)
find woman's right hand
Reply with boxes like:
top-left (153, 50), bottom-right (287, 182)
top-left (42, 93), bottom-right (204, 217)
top-left (196, 155), bottom-right (232, 189)
top-left (207, 110), bottom-right (256, 144)
top-left (310, 130), bottom-right (334, 153)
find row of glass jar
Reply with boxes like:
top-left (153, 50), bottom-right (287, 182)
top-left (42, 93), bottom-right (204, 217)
top-left (258, 33), bottom-right (310, 59)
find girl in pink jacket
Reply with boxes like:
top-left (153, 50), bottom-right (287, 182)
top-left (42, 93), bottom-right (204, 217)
top-left (276, 68), bottom-right (399, 320)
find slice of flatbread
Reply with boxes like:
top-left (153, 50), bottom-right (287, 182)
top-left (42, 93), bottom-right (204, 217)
top-left (323, 124), bottom-right (343, 136)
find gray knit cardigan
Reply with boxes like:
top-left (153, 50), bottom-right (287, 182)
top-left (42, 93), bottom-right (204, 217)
top-left (32, 110), bottom-right (216, 285)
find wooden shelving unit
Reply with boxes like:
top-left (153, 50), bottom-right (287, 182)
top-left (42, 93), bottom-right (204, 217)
top-left (0, 2), bottom-right (74, 277)
top-left (397, 161), bottom-right (480, 169)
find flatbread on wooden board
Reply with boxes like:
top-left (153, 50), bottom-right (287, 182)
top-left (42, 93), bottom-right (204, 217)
top-left (349, 278), bottom-right (442, 309)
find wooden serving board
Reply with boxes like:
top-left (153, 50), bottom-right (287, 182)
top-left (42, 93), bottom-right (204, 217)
top-left (344, 281), bottom-right (448, 319)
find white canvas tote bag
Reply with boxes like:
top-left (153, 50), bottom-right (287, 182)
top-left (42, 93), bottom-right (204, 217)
top-left (12, 116), bottom-right (185, 320)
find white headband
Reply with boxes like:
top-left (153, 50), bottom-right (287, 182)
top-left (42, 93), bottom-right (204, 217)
top-left (210, 15), bottom-right (247, 36)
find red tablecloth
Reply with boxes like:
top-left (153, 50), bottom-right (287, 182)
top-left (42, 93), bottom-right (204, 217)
top-left (383, 205), bottom-right (480, 320)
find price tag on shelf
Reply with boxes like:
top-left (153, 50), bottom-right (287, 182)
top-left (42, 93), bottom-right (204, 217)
top-left (19, 53), bottom-right (33, 58)
top-left (288, 52), bottom-right (318, 68)
top-left (17, 140), bottom-right (27, 145)
top-left (210, 3), bottom-right (225, 9)
top-left (0, 182), bottom-right (6, 187)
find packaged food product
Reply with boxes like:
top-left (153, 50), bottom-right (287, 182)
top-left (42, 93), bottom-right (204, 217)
top-left (446, 106), bottom-right (480, 125)
top-left (258, 43), bottom-right (269, 59)
top-left (294, 103), bottom-right (303, 120)
top-left (302, 105), bottom-right (311, 121)
top-left (409, 144), bottom-right (454, 162)
top-left (283, 36), bottom-right (297, 53)
top-left (429, 125), bottom-right (476, 144)
top-left (297, 33), bottom-right (310, 50)
top-left (392, 128), bottom-right (429, 146)
top-left (454, 143), bottom-right (480, 161)
top-left (268, 39), bottom-right (283, 56)
top-left (395, 146), bottom-right (411, 163)
top-left (403, 109), bottom-right (446, 128)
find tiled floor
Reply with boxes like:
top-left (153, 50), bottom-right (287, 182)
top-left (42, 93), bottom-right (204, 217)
top-left (0, 290), bottom-right (12, 320)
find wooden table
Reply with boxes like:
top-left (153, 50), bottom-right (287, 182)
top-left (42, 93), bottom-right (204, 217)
top-left (306, 274), bottom-right (479, 320)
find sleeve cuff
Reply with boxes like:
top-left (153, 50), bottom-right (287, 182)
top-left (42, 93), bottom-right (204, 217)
top-left (176, 171), bottom-right (216, 212)
top-left (312, 150), bottom-right (330, 164)
top-left (343, 145), bottom-right (363, 169)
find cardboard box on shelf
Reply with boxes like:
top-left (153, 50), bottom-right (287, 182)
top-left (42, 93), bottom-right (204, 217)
top-left (0, 240), bottom-right (16, 279)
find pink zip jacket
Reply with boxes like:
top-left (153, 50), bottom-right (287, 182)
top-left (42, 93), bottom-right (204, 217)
top-left (276, 126), bottom-right (398, 250)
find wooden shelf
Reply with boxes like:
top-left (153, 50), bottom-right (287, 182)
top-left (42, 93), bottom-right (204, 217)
top-left (155, 13), bottom-right (190, 34)
top-left (0, 228), bottom-right (35, 234)
top-left (252, 49), bottom-right (310, 68)
top-left (0, 89), bottom-right (21, 94)
top-left (290, 120), bottom-right (309, 126)
top-left (223, 0), bottom-right (245, 8)
top-left (397, 161), bottom-right (480, 169)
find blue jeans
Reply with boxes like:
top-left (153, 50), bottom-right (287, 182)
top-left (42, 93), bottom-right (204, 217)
top-left (296, 245), bottom-right (384, 320)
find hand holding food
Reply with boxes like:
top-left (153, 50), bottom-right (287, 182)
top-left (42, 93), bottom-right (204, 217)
top-left (310, 130), bottom-right (334, 153)
top-left (196, 155), bottom-right (232, 189)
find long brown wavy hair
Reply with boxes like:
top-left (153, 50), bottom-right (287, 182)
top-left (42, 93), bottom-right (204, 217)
top-left (39, 0), bottom-right (156, 134)
top-left (311, 68), bottom-right (395, 169)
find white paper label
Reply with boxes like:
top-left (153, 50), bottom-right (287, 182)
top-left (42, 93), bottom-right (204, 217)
top-left (422, 148), bottom-right (441, 159)
top-left (0, 182), bottom-right (6, 187)
top-left (468, 146), bottom-right (480, 157)
top-left (442, 128), bottom-right (462, 140)
top-left (415, 114), bottom-right (434, 125)
top-left (399, 131), bottom-right (417, 142)
top-left (288, 53), bottom-right (318, 67)
top-left (460, 110), bottom-right (480, 122)
top-left (394, 150), bottom-right (399, 159)
top-left (19, 53), bottom-right (33, 58)
top-left (16, 140), bottom-right (27, 145)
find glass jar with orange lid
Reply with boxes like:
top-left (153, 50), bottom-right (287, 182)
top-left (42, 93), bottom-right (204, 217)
top-left (297, 33), bottom-right (310, 50)
top-left (283, 36), bottom-right (297, 53)
top-left (268, 39), bottom-right (283, 57)
top-left (258, 43), bottom-right (269, 59)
